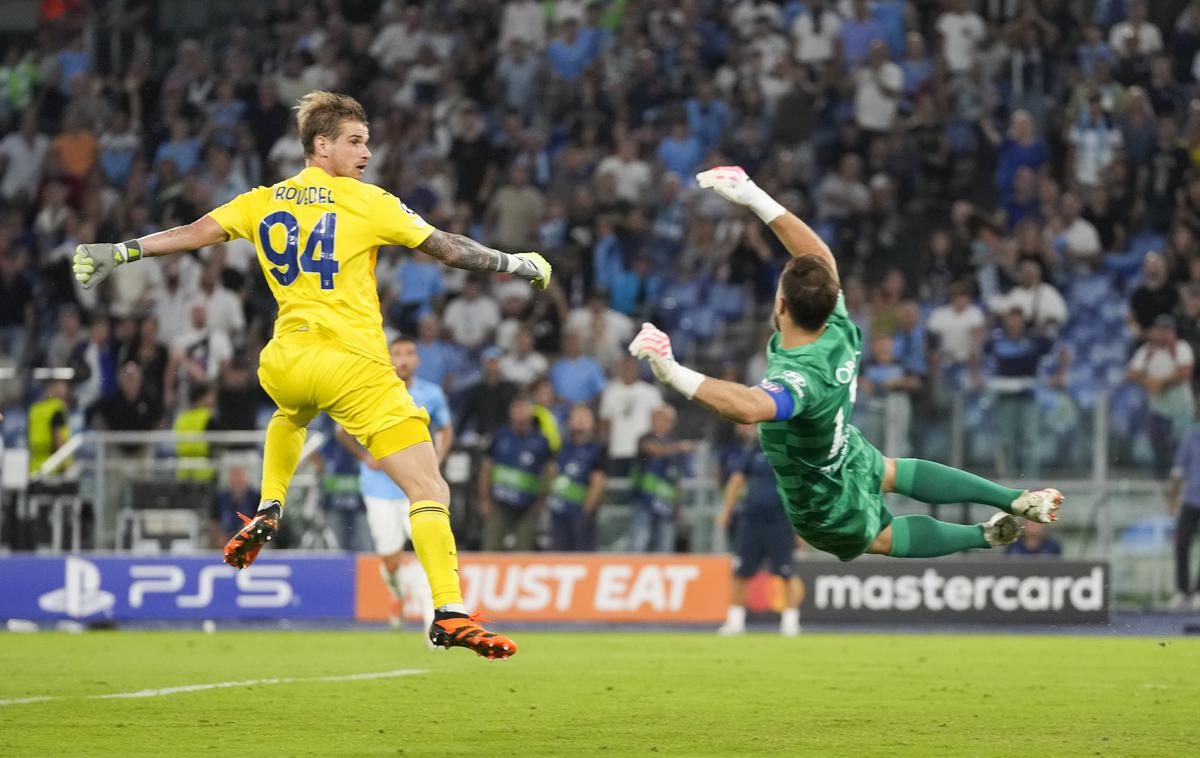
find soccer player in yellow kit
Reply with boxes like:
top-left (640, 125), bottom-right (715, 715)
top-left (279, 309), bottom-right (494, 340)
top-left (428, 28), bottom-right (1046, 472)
top-left (72, 92), bottom-right (549, 659)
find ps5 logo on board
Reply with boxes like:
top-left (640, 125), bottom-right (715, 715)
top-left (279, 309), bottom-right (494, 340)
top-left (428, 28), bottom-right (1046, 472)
top-left (37, 556), bottom-right (116, 618)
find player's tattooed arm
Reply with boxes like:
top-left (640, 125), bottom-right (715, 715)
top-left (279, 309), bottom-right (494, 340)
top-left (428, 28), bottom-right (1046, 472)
top-left (417, 229), bottom-right (544, 281)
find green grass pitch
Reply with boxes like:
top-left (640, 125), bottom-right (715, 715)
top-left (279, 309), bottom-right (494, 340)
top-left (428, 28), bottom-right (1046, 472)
top-left (1, 630), bottom-right (1197, 756)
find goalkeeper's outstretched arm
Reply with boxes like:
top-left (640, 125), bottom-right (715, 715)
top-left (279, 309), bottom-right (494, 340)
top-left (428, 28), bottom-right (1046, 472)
top-left (73, 215), bottom-right (229, 289)
top-left (691, 377), bottom-right (779, 425)
top-left (139, 216), bottom-right (230, 257)
top-left (628, 323), bottom-right (781, 425)
top-left (696, 166), bottom-right (838, 283)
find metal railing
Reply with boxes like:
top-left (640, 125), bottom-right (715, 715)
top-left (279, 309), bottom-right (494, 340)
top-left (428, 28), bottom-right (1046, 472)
top-left (0, 386), bottom-right (1185, 605)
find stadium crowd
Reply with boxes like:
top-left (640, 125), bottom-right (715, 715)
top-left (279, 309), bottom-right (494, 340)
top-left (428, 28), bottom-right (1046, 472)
top-left (1, 0), bottom-right (1199, 562)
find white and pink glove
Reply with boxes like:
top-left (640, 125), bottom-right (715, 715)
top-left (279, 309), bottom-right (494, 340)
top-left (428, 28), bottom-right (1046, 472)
top-left (628, 322), bottom-right (706, 399)
top-left (695, 165), bottom-right (786, 224)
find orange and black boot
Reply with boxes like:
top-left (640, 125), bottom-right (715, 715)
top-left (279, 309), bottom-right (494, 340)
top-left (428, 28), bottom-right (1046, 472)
top-left (223, 501), bottom-right (282, 569)
top-left (428, 612), bottom-right (517, 660)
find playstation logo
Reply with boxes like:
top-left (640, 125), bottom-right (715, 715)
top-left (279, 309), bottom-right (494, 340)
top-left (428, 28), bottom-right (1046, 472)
top-left (38, 557), bottom-right (115, 618)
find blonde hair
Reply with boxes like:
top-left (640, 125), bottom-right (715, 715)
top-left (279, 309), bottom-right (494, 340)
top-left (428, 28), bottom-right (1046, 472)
top-left (294, 91), bottom-right (368, 156)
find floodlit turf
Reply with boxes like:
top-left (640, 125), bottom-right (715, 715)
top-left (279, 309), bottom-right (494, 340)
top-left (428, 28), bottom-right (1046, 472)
top-left (1, 630), bottom-right (1197, 757)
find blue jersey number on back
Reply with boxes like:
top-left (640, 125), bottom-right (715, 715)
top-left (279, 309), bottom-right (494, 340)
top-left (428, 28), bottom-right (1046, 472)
top-left (258, 210), bottom-right (339, 290)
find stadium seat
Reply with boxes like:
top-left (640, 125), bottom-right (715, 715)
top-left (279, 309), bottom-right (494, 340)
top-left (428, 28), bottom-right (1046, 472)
top-left (119, 480), bottom-right (215, 552)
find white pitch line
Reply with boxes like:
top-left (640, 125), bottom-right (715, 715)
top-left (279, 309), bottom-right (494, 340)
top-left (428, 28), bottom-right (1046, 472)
top-left (0, 669), bottom-right (427, 706)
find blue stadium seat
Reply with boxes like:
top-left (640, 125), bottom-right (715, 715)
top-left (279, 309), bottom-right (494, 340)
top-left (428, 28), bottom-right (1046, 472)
top-left (255, 405), bottom-right (277, 430)
top-left (709, 282), bottom-right (746, 319)
top-left (680, 304), bottom-right (718, 341)
top-left (1108, 383), bottom-right (1148, 439)
top-left (1128, 231), bottom-right (1166, 259)
top-left (1104, 250), bottom-right (1146, 282)
top-left (1066, 273), bottom-right (1111, 312)
top-left (2, 406), bottom-right (28, 446)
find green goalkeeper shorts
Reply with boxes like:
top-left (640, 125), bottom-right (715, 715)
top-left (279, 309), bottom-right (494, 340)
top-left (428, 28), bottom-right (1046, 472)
top-left (783, 425), bottom-right (894, 562)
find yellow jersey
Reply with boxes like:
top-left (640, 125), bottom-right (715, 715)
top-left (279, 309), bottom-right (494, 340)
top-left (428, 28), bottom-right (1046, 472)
top-left (207, 166), bottom-right (433, 365)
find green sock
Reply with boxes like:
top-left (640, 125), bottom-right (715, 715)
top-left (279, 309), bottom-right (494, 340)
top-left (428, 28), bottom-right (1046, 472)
top-left (893, 459), bottom-right (1024, 513)
top-left (887, 515), bottom-right (989, 558)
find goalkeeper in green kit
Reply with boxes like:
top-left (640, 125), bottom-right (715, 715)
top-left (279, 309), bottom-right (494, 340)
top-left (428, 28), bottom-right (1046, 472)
top-left (629, 167), bottom-right (1062, 561)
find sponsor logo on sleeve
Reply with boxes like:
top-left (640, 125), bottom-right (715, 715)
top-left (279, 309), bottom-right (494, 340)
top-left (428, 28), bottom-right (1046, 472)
top-left (779, 371), bottom-right (807, 397)
top-left (397, 198), bottom-right (427, 227)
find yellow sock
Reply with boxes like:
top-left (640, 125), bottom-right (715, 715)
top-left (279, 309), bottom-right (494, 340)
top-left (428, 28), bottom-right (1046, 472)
top-left (261, 411), bottom-right (307, 508)
top-left (408, 500), bottom-right (463, 608)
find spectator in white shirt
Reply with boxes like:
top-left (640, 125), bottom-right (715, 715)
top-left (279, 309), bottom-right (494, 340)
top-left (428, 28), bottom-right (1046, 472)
top-left (267, 122), bottom-right (306, 182)
top-left (0, 112), bottom-right (50, 206)
top-left (442, 276), bottom-right (500, 349)
top-left (109, 233), bottom-right (164, 319)
top-left (816, 153), bottom-right (871, 222)
top-left (936, 0), bottom-right (987, 74)
top-left (1053, 192), bottom-right (1103, 269)
top-left (853, 40), bottom-right (904, 133)
top-left (301, 43), bottom-right (340, 92)
top-left (749, 13), bottom-right (790, 71)
top-left (152, 256), bottom-right (202, 347)
top-left (1068, 92), bottom-right (1122, 188)
top-left (495, 38), bottom-right (543, 116)
top-left (499, 328), bottom-right (549, 387)
top-left (190, 254), bottom-right (245, 345)
top-left (273, 55), bottom-right (310, 110)
top-left (566, 290), bottom-right (635, 368)
top-left (500, 0), bottom-right (547, 50)
top-left (926, 281), bottom-right (986, 366)
top-left (1129, 314), bottom-right (1195, 479)
top-left (731, 0), bottom-right (782, 40)
top-left (1108, 0), bottom-right (1162, 59)
top-left (792, 0), bottom-right (842, 66)
top-left (989, 260), bottom-right (1068, 337)
top-left (598, 356), bottom-right (664, 476)
top-left (369, 4), bottom-right (424, 69)
top-left (595, 139), bottom-right (653, 204)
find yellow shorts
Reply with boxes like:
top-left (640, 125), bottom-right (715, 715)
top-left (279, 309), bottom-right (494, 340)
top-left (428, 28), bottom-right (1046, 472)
top-left (258, 329), bottom-right (431, 459)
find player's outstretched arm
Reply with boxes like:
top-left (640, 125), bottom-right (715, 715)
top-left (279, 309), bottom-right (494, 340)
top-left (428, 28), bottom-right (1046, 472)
top-left (73, 216), bottom-right (229, 289)
top-left (416, 229), bottom-right (552, 289)
top-left (696, 165), bottom-right (838, 283)
top-left (629, 323), bottom-right (778, 425)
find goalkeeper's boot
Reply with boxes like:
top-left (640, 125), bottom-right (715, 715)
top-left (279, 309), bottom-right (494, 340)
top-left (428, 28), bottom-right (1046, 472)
top-left (223, 501), bottom-right (282, 569)
top-left (428, 611), bottom-right (517, 660)
top-left (982, 512), bottom-right (1021, 548)
top-left (1009, 488), bottom-right (1063, 523)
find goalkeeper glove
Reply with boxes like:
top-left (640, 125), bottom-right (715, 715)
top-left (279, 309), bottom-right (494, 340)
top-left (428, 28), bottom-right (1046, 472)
top-left (628, 322), bottom-right (705, 399)
top-left (696, 165), bottom-right (786, 224)
top-left (72, 239), bottom-right (143, 289)
top-left (506, 251), bottom-right (552, 290)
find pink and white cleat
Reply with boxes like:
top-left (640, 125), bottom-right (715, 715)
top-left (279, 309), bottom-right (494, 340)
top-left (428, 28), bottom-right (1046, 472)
top-left (1010, 488), bottom-right (1063, 523)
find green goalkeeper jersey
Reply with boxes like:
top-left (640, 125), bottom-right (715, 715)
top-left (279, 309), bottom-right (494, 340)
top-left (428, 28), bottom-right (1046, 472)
top-left (756, 293), bottom-right (892, 560)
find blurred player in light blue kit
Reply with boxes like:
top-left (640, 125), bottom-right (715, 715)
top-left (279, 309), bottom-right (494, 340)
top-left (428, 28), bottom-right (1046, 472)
top-left (337, 335), bottom-right (452, 633)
